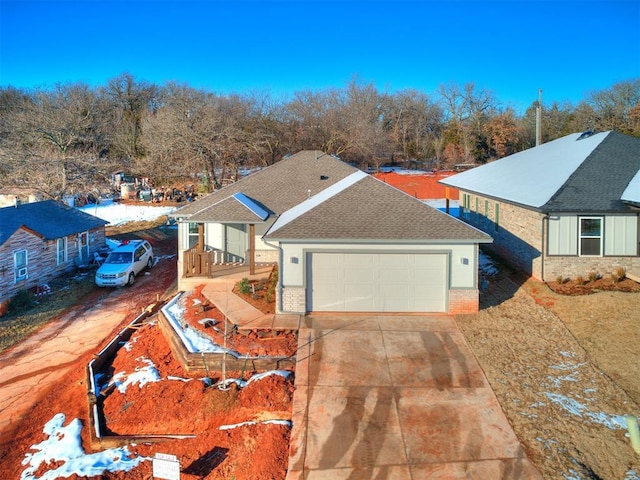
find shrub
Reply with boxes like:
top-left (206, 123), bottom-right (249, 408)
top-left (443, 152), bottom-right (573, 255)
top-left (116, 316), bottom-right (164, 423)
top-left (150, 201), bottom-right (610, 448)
top-left (264, 290), bottom-right (273, 304)
top-left (555, 275), bottom-right (565, 284)
top-left (7, 289), bottom-right (36, 314)
top-left (575, 275), bottom-right (585, 286)
top-left (616, 267), bottom-right (626, 280)
top-left (238, 277), bottom-right (251, 295)
top-left (587, 271), bottom-right (598, 282)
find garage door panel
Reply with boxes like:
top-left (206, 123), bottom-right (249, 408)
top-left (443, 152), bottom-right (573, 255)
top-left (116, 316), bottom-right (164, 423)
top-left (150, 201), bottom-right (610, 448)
top-left (308, 252), bottom-right (447, 313)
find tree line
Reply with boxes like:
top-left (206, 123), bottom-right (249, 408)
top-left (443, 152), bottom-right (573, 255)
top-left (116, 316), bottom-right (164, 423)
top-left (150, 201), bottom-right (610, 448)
top-left (1, 74), bottom-right (638, 200)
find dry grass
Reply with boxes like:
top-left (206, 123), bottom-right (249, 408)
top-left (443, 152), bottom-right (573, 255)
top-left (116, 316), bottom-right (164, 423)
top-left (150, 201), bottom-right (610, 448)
top-left (0, 272), bottom-right (97, 353)
top-left (105, 215), bottom-right (171, 236)
top-left (457, 267), bottom-right (640, 479)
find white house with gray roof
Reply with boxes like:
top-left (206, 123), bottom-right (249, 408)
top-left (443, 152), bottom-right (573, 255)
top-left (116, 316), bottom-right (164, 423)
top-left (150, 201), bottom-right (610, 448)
top-left (440, 131), bottom-right (640, 282)
top-left (171, 150), bottom-right (491, 314)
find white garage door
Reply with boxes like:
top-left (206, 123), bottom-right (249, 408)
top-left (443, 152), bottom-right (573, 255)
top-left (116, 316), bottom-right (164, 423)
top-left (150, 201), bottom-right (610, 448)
top-left (307, 252), bottom-right (448, 312)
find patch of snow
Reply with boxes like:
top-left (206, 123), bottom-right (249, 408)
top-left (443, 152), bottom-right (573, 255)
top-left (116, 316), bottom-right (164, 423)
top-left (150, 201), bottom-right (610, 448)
top-left (219, 370), bottom-right (292, 389)
top-left (167, 376), bottom-right (193, 382)
top-left (550, 362), bottom-right (587, 371)
top-left (111, 357), bottom-right (161, 393)
top-left (20, 414), bottom-right (147, 480)
top-left (545, 372), bottom-right (580, 388)
top-left (77, 198), bottom-right (177, 226)
top-left (478, 251), bottom-right (499, 276)
top-left (162, 292), bottom-right (241, 355)
top-left (123, 336), bottom-right (138, 352)
top-left (423, 199), bottom-right (460, 217)
top-left (544, 393), bottom-right (628, 429)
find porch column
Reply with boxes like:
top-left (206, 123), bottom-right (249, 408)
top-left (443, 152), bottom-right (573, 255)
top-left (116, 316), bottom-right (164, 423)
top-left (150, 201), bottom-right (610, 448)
top-left (249, 223), bottom-right (255, 275)
top-left (197, 223), bottom-right (205, 251)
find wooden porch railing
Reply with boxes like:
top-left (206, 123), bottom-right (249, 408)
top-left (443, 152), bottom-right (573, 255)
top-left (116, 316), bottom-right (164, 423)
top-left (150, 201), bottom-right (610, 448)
top-left (183, 245), bottom-right (215, 278)
top-left (183, 245), bottom-right (244, 278)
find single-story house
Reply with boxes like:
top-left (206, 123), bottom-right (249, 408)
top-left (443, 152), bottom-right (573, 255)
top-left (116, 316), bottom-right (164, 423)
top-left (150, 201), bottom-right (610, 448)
top-left (0, 200), bottom-right (108, 314)
top-left (171, 150), bottom-right (491, 314)
top-left (440, 131), bottom-right (640, 282)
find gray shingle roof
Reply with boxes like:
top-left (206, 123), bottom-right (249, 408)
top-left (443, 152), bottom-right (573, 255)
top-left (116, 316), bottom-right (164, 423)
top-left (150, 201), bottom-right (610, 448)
top-left (542, 131), bottom-right (640, 212)
top-left (265, 175), bottom-right (492, 242)
top-left (0, 200), bottom-right (108, 246)
top-left (441, 131), bottom-right (640, 213)
top-left (172, 151), bottom-right (358, 221)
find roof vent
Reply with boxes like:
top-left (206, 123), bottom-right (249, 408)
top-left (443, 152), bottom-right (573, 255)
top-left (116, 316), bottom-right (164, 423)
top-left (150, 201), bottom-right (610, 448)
top-left (577, 130), bottom-right (594, 140)
top-left (320, 175), bottom-right (329, 180)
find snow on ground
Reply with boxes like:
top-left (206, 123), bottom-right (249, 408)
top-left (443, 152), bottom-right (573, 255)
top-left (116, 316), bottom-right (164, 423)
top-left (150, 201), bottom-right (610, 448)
top-left (77, 199), bottom-right (177, 226)
top-left (20, 414), bottom-right (147, 480)
top-left (478, 251), bottom-right (499, 276)
top-left (424, 199), bottom-right (460, 217)
top-left (162, 292), bottom-right (242, 356)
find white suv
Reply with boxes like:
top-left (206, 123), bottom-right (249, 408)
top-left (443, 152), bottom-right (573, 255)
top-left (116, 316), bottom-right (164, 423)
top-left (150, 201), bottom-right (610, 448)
top-left (95, 240), bottom-right (154, 287)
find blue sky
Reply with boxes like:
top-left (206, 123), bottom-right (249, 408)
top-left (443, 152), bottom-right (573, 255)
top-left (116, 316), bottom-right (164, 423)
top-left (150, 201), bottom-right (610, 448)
top-left (1, 0), bottom-right (639, 112)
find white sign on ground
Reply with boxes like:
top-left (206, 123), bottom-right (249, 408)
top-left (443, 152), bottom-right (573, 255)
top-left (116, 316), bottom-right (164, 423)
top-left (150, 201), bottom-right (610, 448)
top-left (152, 452), bottom-right (180, 480)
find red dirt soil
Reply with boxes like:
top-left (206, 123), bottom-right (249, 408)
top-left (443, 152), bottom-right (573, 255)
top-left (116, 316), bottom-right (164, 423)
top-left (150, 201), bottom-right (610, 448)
top-left (0, 227), bottom-right (295, 480)
top-left (182, 284), bottom-right (296, 357)
top-left (373, 171), bottom-right (460, 200)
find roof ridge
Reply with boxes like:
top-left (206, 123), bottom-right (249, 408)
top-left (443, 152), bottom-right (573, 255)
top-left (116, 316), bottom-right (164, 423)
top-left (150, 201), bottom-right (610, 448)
top-left (266, 170), bottom-right (368, 235)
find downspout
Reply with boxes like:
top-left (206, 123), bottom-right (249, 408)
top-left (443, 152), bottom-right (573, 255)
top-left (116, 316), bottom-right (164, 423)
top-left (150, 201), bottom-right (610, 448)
top-left (541, 214), bottom-right (548, 282)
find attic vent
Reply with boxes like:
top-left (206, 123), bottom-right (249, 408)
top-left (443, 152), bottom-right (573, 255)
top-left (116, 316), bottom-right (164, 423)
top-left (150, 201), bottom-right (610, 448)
top-left (577, 130), bottom-right (594, 140)
top-left (320, 175), bottom-right (329, 180)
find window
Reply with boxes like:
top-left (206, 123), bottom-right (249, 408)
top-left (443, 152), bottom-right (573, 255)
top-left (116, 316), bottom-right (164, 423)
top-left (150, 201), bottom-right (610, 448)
top-left (494, 204), bottom-right (499, 232)
top-left (484, 200), bottom-right (490, 227)
top-left (57, 238), bottom-right (67, 265)
top-left (462, 194), bottom-right (471, 219)
top-left (188, 223), bottom-right (200, 249)
top-left (579, 217), bottom-right (603, 256)
top-left (14, 249), bottom-right (28, 282)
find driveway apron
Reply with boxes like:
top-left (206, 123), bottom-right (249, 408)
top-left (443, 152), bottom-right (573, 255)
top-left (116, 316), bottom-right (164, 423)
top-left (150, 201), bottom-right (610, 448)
top-left (287, 315), bottom-right (542, 479)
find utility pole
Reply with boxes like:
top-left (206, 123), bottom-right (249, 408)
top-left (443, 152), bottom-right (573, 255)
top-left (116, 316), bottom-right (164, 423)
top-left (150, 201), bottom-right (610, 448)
top-left (536, 89), bottom-right (543, 146)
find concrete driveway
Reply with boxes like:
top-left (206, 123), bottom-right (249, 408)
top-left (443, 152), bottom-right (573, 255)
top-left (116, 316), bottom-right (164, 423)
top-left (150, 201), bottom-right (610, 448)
top-left (287, 315), bottom-right (542, 479)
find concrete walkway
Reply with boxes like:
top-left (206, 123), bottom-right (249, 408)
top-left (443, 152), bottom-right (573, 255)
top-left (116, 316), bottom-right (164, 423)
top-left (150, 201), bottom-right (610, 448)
top-left (286, 314), bottom-right (542, 479)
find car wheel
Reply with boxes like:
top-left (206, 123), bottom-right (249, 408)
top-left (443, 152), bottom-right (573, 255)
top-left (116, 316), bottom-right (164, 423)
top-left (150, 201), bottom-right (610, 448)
top-left (147, 257), bottom-right (153, 269)
top-left (127, 272), bottom-right (135, 286)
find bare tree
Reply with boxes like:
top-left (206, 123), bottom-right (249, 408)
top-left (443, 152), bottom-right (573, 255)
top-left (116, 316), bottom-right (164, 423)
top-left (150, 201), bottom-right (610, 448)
top-left (102, 73), bottom-right (159, 162)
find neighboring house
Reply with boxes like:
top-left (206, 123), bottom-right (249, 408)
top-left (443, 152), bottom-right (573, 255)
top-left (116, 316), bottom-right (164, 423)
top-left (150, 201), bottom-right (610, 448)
top-left (0, 200), bottom-right (108, 313)
top-left (440, 131), bottom-right (640, 282)
top-left (171, 150), bottom-right (491, 314)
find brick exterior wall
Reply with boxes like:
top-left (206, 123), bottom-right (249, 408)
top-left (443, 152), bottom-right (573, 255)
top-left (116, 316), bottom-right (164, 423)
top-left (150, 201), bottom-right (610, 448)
top-left (448, 289), bottom-right (479, 314)
top-left (543, 256), bottom-right (640, 281)
top-left (280, 286), bottom-right (306, 313)
top-left (459, 190), bottom-right (640, 281)
top-left (461, 192), bottom-right (545, 278)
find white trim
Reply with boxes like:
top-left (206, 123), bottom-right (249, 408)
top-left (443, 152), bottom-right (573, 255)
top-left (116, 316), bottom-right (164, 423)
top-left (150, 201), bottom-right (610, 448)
top-left (14, 249), bottom-right (28, 282)
top-left (57, 237), bottom-right (67, 265)
top-left (578, 216), bottom-right (603, 257)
